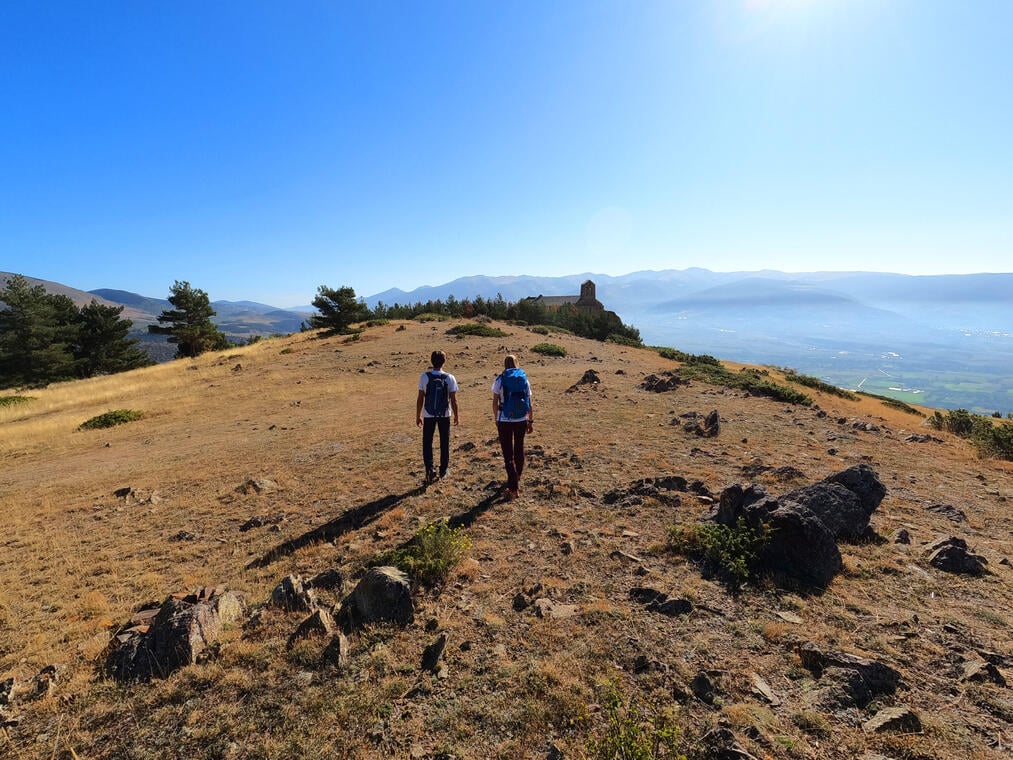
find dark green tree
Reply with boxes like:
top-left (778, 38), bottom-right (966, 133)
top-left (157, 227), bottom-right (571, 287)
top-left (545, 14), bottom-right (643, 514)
top-left (0, 274), bottom-right (80, 387)
top-left (149, 280), bottom-right (229, 358)
top-left (309, 285), bottom-right (368, 333)
top-left (75, 301), bottom-right (153, 376)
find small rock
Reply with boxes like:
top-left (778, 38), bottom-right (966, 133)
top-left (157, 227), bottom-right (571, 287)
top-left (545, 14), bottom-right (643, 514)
top-left (863, 706), bottom-right (922, 734)
top-left (962, 659), bottom-right (1007, 686)
top-left (288, 609), bottom-right (335, 648)
top-left (421, 633), bottom-right (449, 672)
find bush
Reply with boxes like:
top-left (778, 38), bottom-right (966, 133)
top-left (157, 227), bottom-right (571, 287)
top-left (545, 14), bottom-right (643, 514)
top-left (858, 392), bottom-right (924, 416)
top-left (929, 409), bottom-right (1013, 460)
top-left (447, 323), bottom-right (508, 337)
top-left (782, 370), bottom-right (858, 400)
top-left (414, 313), bottom-right (449, 323)
top-left (364, 319), bottom-right (389, 327)
top-left (531, 342), bottom-right (567, 357)
top-left (585, 681), bottom-right (687, 760)
top-left (667, 518), bottom-right (773, 588)
top-left (79, 409), bottom-right (144, 430)
top-left (676, 363), bottom-right (813, 406)
top-left (606, 333), bottom-right (642, 347)
top-left (374, 520), bottom-right (472, 586)
top-left (653, 347), bottom-right (721, 366)
top-left (0, 395), bottom-right (34, 408)
top-left (528, 325), bottom-right (550, 335)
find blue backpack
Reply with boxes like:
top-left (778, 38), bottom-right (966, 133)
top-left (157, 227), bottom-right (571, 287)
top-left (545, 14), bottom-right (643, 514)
top-left (500, 368), bottom-right (530, 419)
top-left (424, 371), bottom-right (449, 416)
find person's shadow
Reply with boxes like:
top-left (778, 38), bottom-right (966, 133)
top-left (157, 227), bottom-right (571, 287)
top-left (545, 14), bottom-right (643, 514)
top-left (246, 483), bottom-right (505, 570)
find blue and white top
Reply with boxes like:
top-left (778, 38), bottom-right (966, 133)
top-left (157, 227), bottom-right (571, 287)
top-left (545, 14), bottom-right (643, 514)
top-left (491, 373), bottom-right (532, 423)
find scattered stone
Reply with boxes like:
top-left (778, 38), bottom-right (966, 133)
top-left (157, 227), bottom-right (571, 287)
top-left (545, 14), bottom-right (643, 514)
top-left (698, 727), bottom-right (759, 760)
top-left (891, 528), bottom-right (911, 544)
top-left (609, 549), bottom-right (643, 564)
top-left (629, 587), bottom-right (694, 617)
top-left (288, 609), bottom-right (335, 648)
top-left (237, 478), bottom-right (278, 494)
top-left (750, 673), bottom-right (781, 706)
top-left (924, 503), bottom-right (967, 522)
top-left (685, 409), bottom-right (720, 437)
top-left (774, 610), bottom-right (804, 625)
top-left (168, 530), bottom-right (197, 542)
top-left (106, 588), bottom-right (246, 681)
top-left (321, 632), bottom-right (350, 669)
top-left (691, 671), bottom-right (718, 704)
top-left (421, 632), bottom-right (449, 673)
top-left (269, 575), bottom-right (318, 613)
top-left (239, 513), bottom-right (286, 532)
top-left (772, 466), bottom-right (805, 481)
top-left (863, 706), bottom-right (922, 734)
top-left (307, 568), bottom-right (344, 591)
top-left (0, 666), bottom-right (59, 708)
top-left (456, 441), bottom-right (477, 452)
top-left (576, 369), bottom-right (601, 386)
top-left (925, 536), bottom-right (988, 576)
top-left (641, 371), bottom-right (688, 393)
top-left (905, 434), bottom-right (941, 443)
top-left (346, 566), bottom-right (414, 627)
top-left (797, 642), bottom-right (901, 699)
top-left (533, 599), bottom-right (578, 619)
top-left (962, 659), bottom-right (1007, 686)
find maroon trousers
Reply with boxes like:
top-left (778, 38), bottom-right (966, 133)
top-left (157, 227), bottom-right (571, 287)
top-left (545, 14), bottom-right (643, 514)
top-left (497, 420), bottom-right (528, 492)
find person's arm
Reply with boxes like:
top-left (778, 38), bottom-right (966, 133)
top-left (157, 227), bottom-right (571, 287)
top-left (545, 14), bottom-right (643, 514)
top-left (416, 389), bottom-right (425, 427)
top-left (526, 382), bottom-right (533, 431)
top-left (492, 393), bottom-right (500, 422)
top-left (450, 391), bottom-right (459, 425)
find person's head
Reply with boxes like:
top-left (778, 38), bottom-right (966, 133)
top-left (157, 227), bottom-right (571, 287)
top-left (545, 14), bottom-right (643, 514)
top-left (504, 354), bottom-right (517, 370)
top-left (431, 350), bottom-right (447, 369)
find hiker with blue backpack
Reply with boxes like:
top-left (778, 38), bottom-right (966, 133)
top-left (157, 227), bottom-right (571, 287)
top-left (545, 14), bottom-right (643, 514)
top-left (416, 350), bottom-right (460, 483)
top-left (491, 354), bottom-right (533, 499)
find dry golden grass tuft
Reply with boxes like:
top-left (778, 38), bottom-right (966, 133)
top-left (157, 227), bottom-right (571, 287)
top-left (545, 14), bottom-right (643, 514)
top-left (1, 319), bottom-right (1011, 758)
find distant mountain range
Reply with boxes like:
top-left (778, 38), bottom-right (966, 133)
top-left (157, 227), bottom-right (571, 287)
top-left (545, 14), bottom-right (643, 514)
top-left (3, 269), bottom-right (1011, 413)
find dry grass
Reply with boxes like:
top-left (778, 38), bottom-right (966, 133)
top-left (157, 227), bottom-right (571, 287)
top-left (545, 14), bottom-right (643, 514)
top-left (1, 319), bottom-right (1011, 759)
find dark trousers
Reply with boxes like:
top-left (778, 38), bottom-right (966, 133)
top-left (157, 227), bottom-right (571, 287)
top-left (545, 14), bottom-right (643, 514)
top-left (497, 420), bottom-right (528, 492)
top-left (422, 416), bottom-right (451, 475)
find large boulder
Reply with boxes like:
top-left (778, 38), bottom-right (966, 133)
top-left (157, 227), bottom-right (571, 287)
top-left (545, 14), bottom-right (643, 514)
top-left (755, 503), bottom-right (843, 589)
top-left (106, 588), bottom-right (246, 681)
top-left (347, 566), bottom-right (414, 627)
top-left (780, 464), bottom-right (887, 541)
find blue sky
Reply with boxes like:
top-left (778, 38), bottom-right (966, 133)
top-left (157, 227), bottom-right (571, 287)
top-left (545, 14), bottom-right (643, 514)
top-left (2, 1), bottom-right (1010, 307)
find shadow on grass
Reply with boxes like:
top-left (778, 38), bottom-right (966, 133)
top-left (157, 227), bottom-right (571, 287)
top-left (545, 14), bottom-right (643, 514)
top-left (246, 485), bottom-right (426, 569)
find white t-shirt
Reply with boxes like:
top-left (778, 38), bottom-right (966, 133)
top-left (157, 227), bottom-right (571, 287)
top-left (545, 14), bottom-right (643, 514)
top-left (491, 373), bottom-right (532, 423)
top-left (418, 370), bottom-right (459, 418)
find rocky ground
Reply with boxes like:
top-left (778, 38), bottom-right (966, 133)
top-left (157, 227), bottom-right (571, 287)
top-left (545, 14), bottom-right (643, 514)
top-left (1, 319), bottom-right (1010, 759)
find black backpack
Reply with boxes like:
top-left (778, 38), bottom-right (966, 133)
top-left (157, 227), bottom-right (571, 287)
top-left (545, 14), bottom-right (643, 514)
top-left (423, 371), bottom-right (449, 416)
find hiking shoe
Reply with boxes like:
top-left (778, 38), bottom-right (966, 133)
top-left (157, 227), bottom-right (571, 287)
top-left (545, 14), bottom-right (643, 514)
top-left (425, 469), bottom-right (438, 484)
top-left (439, 469), bottom-right (449, 480)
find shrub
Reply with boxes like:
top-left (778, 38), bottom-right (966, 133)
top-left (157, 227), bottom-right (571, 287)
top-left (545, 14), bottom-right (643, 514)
top-left (606, 333), bottom-right (642, 347)
top-left (667, 518), bottom-right (773, 588)
top-left (414, 313), bottom-right (449, 323)
top-left (585, 681), bottom-right (687, 760)
top-left (930, 410), bottom-right (1013, 460)
top-left (531, 342), bottom-right (567, 357)
top-left (374, 520), bottom-right (471, 586)
top-left (79, 409), bottom-right (144, 430)
top-left (676, 363), bottom-right (813, 406)
top-left (782, 370), bottom-right (858, 400)
top-left (279, 348), bottom-right (293, 355)
top-left (858, 392), bottom-right (924, 416)
top-left (364, 319), bottom-right (389, 327)
top-left (528, 325), bottom-right (550, 335)
top-left (0, 395), bottom-right (34, 408)
top-left (447, 323), bottom-right (508, 337)
top-left (653, 346), bottom-right (721, 366)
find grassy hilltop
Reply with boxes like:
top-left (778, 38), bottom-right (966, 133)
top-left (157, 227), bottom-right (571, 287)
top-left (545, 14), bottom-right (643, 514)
top-left (1, 319), bottom-right (1010, 759)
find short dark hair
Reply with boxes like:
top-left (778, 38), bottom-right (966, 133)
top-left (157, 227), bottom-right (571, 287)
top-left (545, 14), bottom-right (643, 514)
top-left (431, 350), bottom-right (446, 369)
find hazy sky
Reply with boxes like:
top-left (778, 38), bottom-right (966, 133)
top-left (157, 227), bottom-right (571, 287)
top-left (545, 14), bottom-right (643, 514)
top-left (2, 1), bottom-right (1010, 306)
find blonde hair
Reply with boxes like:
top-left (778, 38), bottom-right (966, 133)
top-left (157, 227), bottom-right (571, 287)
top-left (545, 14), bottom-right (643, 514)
top-left (504, 354), bottom-right (517, 369)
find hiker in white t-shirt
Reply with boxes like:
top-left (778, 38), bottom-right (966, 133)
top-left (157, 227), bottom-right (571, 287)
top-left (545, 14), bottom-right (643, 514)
top-left (491, 354), bottom-right (533, 499)
top-left (416, 350), bottom-right (460, 483)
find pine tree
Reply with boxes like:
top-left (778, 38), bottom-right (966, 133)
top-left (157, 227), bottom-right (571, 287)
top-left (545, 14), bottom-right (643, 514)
top-left (309, 285), bottom-right (368, 333)
top-left (148, 280), bottom-right (229, 358)
top-left (75, 301), bottom-right (153, 376)
top-left (0, 274), bottom-right (80, 388)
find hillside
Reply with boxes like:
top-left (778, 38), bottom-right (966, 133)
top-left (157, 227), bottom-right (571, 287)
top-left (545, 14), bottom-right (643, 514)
top-left (1, 320), bottom-right (1011, 759)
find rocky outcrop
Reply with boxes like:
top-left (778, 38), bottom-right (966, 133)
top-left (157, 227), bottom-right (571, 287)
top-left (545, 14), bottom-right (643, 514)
top-left (926, 536), bottom-right (989, 575)
top-left (343, 566), bottom-right (414, 627)
top-left (106, 588), bottom-right (246, 681)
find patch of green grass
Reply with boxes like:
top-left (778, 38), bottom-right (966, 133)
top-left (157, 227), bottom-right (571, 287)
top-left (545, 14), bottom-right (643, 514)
top-left (667, 518), bottom-right (773, 588)
top-left (677, 363), bottom-right (812, 406)
top-left (585, 681), bottom-right (687, 760)
top-left (79, 409), bottom-right (144, 430)
top-left (857, 391), bottom-right (924, 416)
top-left (0, 395), bottom-right (35, 408)
top-left (414, 312), bottom-right (449, 323)
top-left (531, 342), bottom-right (567, 357)
top-left (783, 370), bottom-right (858, 400)
top-left (606, 333), bottom-right (642, 347)
top-left (364, 318), bottom-right (389, 327)
top-left (374, 520), bottom-right (472, 586)
top-left (447, 323), bottom-right (508, 337)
